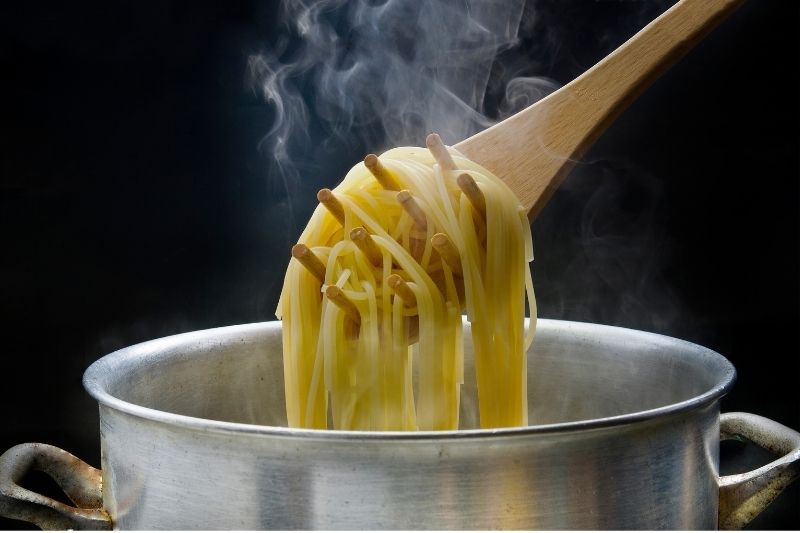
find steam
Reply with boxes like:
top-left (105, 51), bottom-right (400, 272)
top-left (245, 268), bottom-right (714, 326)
top-left (533, 157), bottom-right (681, 334)
top-left (247, 0), bottom-right (558, 234)
top-left (248, 0), bottom-right (681, 335)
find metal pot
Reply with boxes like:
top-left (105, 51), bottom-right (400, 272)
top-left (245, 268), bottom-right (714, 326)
top-left (1, 319), bottom-right (798, 529)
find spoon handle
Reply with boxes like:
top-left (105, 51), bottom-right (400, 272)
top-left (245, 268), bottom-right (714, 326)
top-left (455, 0), bottom-right (745, 220)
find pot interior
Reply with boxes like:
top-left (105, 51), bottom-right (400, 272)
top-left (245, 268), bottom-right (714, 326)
top-left (84, 319), bottom-right (735, 430)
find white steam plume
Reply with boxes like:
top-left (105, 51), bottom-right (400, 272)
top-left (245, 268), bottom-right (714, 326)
top-left (247, 0), bottom-right (558, 232)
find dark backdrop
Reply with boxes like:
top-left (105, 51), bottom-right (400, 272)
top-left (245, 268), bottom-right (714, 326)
top-left (1, 0), bottom-right (798, 529)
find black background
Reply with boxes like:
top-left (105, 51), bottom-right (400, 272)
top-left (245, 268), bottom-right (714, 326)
top-left (1, 0), bottom-right (798, 529)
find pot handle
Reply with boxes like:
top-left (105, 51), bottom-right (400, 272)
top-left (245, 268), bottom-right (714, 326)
top-left (0, 443), bottom-right (112, 530)
top-left (718, 412), bottom-right (800, 530)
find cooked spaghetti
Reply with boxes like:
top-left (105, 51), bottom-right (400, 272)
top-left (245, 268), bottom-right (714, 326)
top-left (276, 137), bottom-right (536, 430)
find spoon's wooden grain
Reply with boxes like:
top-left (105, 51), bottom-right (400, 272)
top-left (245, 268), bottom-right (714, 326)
top-left (453, 0), bottom-right (745, 221)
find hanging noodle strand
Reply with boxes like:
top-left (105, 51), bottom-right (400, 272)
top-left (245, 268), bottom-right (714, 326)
top-left (276, 141), bottom-right (536, 430)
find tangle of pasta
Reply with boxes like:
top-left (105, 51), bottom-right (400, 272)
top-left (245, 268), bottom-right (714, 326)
top-left (276, 141), bottom-right (536, 430)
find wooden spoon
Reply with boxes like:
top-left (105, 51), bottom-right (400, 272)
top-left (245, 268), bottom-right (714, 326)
top-left (452, 0), bottom-right (745, 221)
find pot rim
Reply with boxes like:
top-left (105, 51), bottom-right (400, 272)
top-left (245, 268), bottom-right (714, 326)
top-left (83, 319), bottom-right (736, 441)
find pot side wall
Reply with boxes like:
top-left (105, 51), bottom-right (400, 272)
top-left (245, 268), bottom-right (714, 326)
top-left (98, 402), bottom-right (720, 529)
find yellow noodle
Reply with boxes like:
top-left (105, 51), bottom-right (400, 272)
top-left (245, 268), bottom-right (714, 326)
top-left (277, 145), bottom-right (536, 430)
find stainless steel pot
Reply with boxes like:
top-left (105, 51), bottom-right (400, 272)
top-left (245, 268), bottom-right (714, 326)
top-left (1, 319), bottom-right (798, 529)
